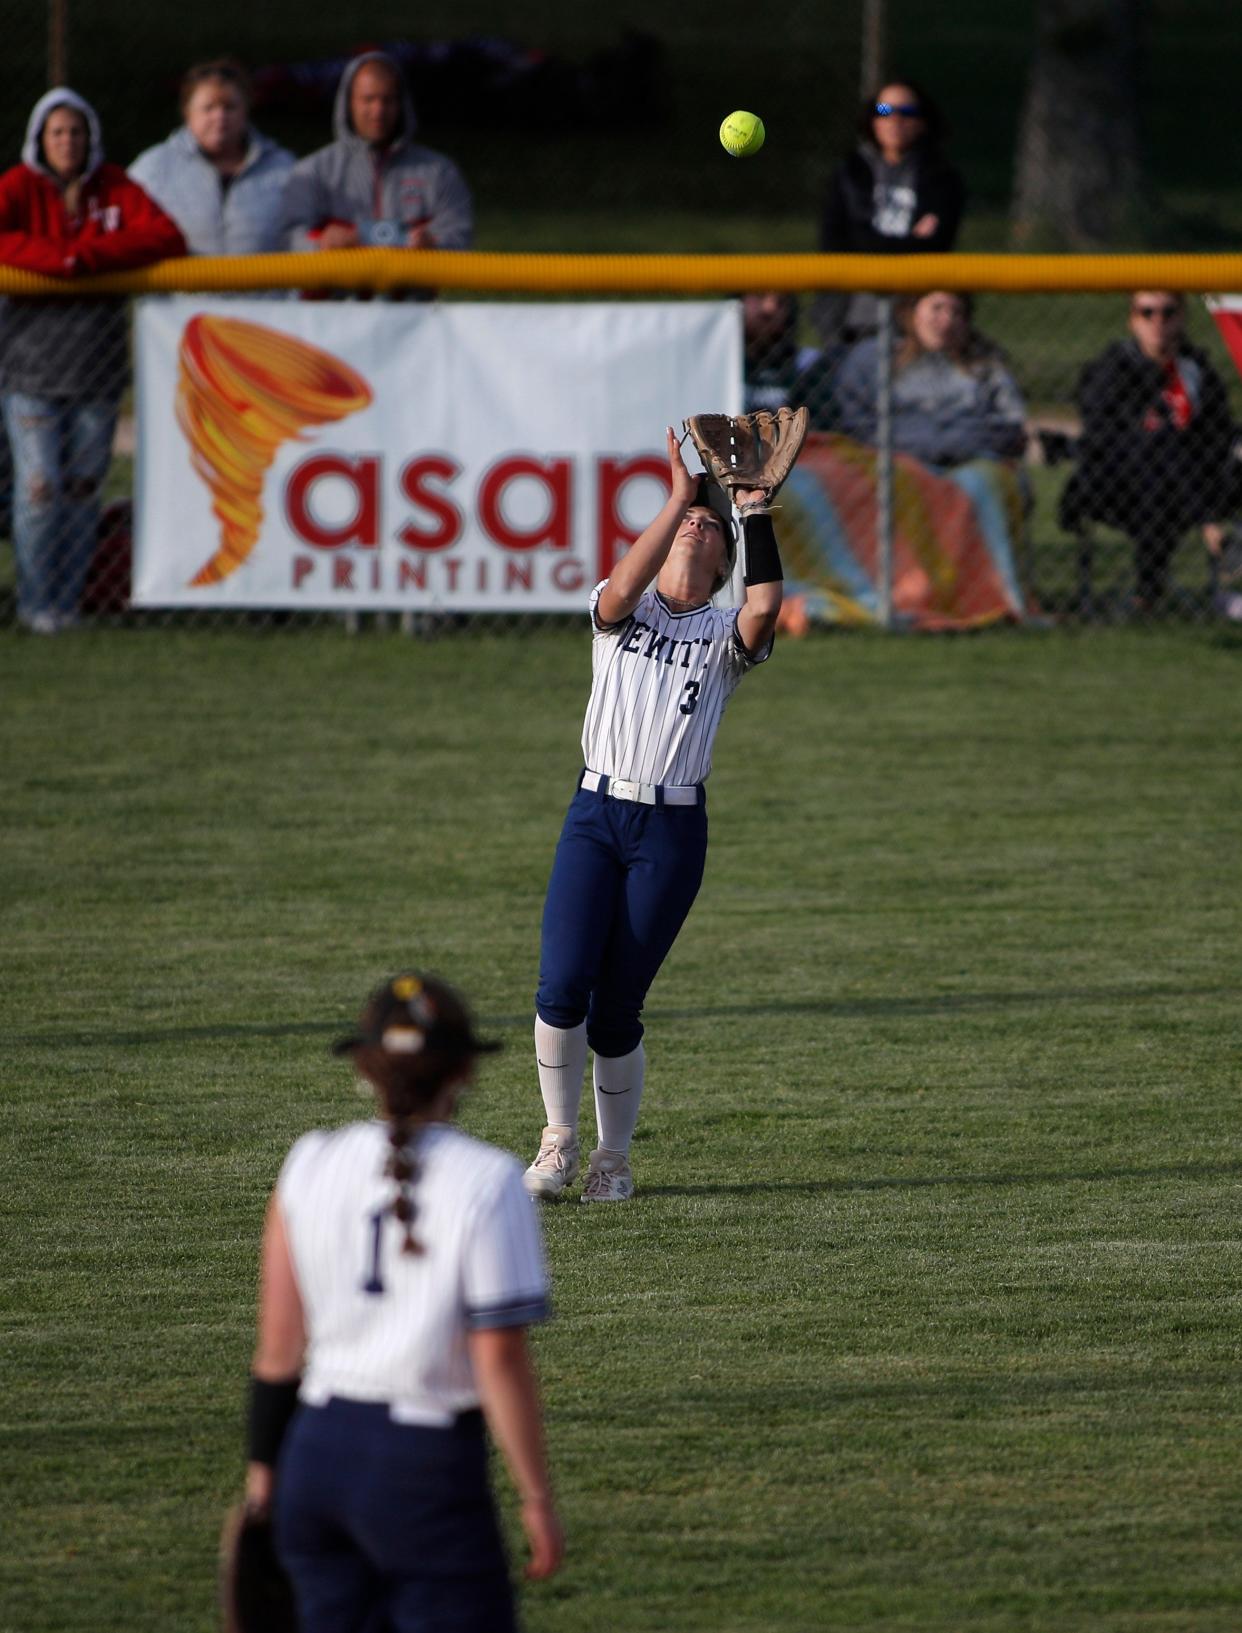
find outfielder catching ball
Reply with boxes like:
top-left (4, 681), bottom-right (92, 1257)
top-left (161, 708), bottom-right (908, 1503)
top-left (525, 410), bottom-right (806, 1203)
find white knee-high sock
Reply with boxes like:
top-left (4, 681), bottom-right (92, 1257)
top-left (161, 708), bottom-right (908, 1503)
top-left (592, 1042), bottom-right (646, 1155)
top-left (534, 1017), bottom-right (588, 1133)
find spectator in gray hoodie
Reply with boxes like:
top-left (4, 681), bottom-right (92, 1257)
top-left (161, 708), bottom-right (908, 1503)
top-left (280, 51), bottom-right (473, 254)
top-left (835, 291), bottom-right (1027, 468)
top-left (129, 59), bottom-right (294, 256)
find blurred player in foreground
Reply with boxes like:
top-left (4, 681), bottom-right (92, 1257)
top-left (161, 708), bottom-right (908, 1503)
top-left (525, 426), bottom-right (784, 1203)
top-left (243, 972), bottom-right (561, 1632)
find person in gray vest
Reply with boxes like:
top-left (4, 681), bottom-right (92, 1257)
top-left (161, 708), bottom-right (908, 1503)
top-left (129, 59), bottom-right (294, 256)
top-left (280, 51), bottom-right (473, 254)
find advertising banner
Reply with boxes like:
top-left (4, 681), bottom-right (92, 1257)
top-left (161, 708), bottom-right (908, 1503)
top-left (133, 298), bottom-right (742, 610)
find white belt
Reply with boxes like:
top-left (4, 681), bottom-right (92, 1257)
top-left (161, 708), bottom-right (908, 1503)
top-left (582, 769), bottom-right (700, 807)
top-left (301, 1381), bottom-right (462, 1427)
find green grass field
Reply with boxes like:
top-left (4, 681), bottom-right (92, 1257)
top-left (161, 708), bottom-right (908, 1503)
top-left (4, 623), bottom-right (1242, 1631)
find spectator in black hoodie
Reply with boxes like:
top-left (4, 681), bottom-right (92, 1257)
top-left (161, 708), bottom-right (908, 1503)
top-left (816, 77), bottom-right (966, 346)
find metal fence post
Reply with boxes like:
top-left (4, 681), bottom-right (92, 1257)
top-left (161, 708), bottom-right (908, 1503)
top-left (876, 293), bottom-right (894, 629)
top-left (48, 0), bottom-right (68, 84)
top-left (860, 0), bottom-right (886, 97)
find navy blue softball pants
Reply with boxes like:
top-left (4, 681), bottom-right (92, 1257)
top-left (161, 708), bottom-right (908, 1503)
top-left (535, 779), bottom-right (709, 1057)
top-left (275, 1399), bottom-right (516, 1633)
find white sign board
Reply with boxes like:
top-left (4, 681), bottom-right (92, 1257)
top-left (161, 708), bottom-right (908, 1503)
top-left (133, 298), bottom-right (742, 610)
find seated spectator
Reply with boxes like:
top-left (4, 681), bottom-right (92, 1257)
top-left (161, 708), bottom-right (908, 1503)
top-left (834, 290), bottom-right (1027, 468)
top-left (0, 88), bottom-right (184, 633)
top-left (1060, 291), bottom-right (1242, 611)
top-left (129, 59), bottom-right (294, 255)
top-left (816, 77), bottom-right (966, 346)
top-left (743, 291), bottom-right (836, 428)
top-left (281, 50), bottom-right (473, 254)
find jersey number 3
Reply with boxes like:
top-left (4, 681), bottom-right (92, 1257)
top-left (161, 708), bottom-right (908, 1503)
top-left (679, 680), bottom-right (700, 716)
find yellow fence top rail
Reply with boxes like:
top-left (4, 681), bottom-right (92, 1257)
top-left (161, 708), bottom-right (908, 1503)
top-left (3, 250), bottom-right (1242, 297)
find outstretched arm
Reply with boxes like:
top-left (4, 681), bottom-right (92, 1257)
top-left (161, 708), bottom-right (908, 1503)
top-left (596, 427), bottom-right (698, 625)
top-left (735, 489), bottom-right (783, 654)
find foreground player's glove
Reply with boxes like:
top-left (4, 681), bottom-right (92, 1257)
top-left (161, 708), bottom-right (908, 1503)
top-left (219, 1503), bottom-right (297, 1633)
top-left (683, 407), bottom-right (809, 517)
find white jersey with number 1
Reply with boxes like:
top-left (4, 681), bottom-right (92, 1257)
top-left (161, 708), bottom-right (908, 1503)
top-left (277, 1119), bottom-right (550, 1426)
top-left (581, 582), bottom-right (770, 787)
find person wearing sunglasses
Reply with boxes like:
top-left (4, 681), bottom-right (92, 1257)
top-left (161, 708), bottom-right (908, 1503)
top-left (815, 77), bottom-right (966, 347)
top-left (1059, 291), bottom-right (1242, 613)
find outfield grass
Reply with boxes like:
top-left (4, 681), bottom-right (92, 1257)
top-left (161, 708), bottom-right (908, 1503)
top-left (3, 624), bottom-right (1242, 1631)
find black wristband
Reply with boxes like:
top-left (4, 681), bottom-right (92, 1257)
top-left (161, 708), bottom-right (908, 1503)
top-left (743, 513), bottom-right (783, 586)
top-left (247, 1375), bottom-right (301, 1467)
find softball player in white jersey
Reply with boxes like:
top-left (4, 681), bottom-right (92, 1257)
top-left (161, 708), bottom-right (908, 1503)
top-left (244, 973), bottom-right (563, 1633)
top-left (526, 426), bottom-right (784, 1203)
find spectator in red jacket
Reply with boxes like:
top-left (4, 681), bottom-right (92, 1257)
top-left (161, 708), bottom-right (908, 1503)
top-left (0, 88), bottom-right (185, 631)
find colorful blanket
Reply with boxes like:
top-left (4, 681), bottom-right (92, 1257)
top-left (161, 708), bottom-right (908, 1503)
top-left (777, 434), bottom-right (1031, 631)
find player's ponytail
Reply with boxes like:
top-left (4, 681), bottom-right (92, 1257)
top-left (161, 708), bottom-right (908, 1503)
top-left (385, 1114), bottom-right (425, 1256)
top-left (332, 972), bottom-right (503, 1260)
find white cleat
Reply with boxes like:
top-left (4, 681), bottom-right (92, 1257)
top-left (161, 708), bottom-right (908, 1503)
top-left (580, 1148), bottom-right (634, 1204)
top-left (523, 1127), bottom-right (580, 1199)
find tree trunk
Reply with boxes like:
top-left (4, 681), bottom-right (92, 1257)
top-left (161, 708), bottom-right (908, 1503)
top-left (1011, 0), bottom-right (1146, 248)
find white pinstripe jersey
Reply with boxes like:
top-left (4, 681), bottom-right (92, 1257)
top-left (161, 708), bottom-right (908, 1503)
top-left (276, 1120), bottom-right (550, 1426)
top-left (581, 583), bottom-right (771, 787)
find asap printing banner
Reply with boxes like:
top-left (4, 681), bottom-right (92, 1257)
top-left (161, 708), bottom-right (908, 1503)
top-left (132, 298), bottom-right (742, 610)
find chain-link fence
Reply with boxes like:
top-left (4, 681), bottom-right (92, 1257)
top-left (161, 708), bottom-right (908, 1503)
top-left (4, 273), bottom-right (1242, 634)
top-left (4, 2), bottom-right (1241, 632)
top-left (8, 0), bottom-right (1238, 255)
top-left (4, 2), bottom-right (860, 238)
top-left (746, 283), bottom-right (1242, 629)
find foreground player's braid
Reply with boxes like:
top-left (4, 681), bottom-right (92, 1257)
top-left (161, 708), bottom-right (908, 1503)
top-left (379, 974), bottom-right (443, 1256)
top-left (385, 1112), bottom-right (425, 1256)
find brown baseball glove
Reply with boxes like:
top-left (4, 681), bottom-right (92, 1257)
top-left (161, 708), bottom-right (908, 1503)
top-left (219, 1503), bottom-right (298, 1633)
top-left (683, 407), bottom-right (809, 516)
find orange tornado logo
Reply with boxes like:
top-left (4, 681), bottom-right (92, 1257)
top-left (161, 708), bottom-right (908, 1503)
top-left (176, 315), bottom-right (373, 586)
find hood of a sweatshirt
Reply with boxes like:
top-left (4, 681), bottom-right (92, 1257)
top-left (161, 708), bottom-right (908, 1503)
top-left (23, 86), bottom-right (105, 180)
top-left (331, 51), bottom-right (417, 148)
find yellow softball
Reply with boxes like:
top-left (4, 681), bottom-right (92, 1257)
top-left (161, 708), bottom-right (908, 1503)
top-left (719, 110), bottom-right (765, 158)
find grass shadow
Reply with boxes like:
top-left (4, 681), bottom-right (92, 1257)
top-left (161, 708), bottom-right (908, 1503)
top-left (648, 981), bottom-right (1233, 1023)
top-left (10, 980), bottom-right (1233, 1050)
top-left (641, 1158), bottom-right (1242, 1200)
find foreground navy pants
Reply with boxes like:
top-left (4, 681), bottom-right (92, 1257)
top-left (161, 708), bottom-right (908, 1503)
top-left (536, 780), bottom-right (709, 1057)
top-left (275, 1399), bottom-right (516, 1633)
